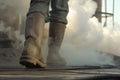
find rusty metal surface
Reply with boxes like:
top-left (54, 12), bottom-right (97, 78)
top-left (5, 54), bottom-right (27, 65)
top-left (0, 67), bottom-right (120, 80)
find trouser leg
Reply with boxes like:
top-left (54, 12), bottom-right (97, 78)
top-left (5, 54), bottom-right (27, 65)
top-left (50, 0), bottom-right (69, 24)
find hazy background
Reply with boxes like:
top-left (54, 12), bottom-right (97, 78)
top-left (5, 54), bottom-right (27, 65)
top-left (0, 0), bottom-right (120, 67)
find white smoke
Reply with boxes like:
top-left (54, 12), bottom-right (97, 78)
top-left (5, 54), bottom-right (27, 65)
top-left (60, 0), bottom-right (120, 66)
top-left (0, 0), bottom-right (30, 15)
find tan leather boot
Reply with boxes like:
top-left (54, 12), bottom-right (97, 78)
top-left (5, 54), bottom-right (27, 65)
top-left (47, 22), bottom-right (66, 67)
top-left (20, 13), bottom-right (46, 68)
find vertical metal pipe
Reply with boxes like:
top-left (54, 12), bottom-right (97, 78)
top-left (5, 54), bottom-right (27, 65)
top-left (104, 0), bottom-right (107, 27)
top-left (113, 0), bottom-right (115, 29)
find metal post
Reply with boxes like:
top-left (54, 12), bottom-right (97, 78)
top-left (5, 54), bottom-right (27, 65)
top-left (113, 0), bottom-right (115, 29)
top-left (104, 0), bottom-right (107, 27)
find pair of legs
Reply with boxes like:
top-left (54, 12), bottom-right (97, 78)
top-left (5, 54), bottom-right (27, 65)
top-left (20, 0), bottom-right (69, 68)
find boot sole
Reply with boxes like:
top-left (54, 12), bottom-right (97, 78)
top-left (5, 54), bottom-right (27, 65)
top-left (20, 56), bottom-right (46, 68)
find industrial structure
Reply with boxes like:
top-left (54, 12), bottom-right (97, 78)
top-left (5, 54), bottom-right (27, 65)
top-left (94, 0), bottom-right (115, 27)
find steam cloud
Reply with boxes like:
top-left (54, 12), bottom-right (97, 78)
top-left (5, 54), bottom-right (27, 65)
top-left (61, 0), bottom-right (120, 66)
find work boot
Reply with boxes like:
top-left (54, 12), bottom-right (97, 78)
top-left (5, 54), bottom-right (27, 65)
top-left (20, 13), bottom-right (46, 68)
top-left (47, 22), bottom-right (66, 67)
